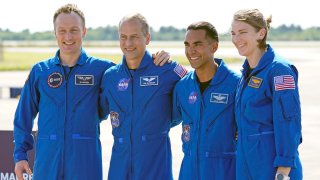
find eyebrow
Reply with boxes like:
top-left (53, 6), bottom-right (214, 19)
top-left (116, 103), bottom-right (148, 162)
top-left (120, 33), bottom-right (140, 36)
top-left (184, 40), bottom-right (203, 45)
top-left (234, 28), bottom-right (247, 32)
top-left (193, 41), bottom-right (203, 44)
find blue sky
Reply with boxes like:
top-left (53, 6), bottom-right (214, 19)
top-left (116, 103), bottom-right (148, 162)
top-left (1, 0), bottom-right (318, 33)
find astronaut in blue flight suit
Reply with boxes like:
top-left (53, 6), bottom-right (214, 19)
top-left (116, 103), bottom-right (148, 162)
top-left (13, 4), bottom-right (115, 180)
top-left (231, 9), bottom-right (303, 180)
top-left (171, 21), bottom-right (239, 180)
top-left (99, 13), bottom-right (187, 180)
top-left (13, 5), bottom-right (169, 180)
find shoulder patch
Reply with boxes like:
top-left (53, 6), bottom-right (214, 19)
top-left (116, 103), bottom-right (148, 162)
top-left (274, 75), bottom-right (295, 91)
top-left (174, 64), bottom-right (188, 78)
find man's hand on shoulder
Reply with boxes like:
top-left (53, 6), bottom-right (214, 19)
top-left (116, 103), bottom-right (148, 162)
top-left (153, 50), bottom-right (172, 66)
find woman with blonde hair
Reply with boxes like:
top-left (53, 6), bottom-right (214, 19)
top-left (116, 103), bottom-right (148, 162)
top-left (231, 9), bottom-right (303, 180)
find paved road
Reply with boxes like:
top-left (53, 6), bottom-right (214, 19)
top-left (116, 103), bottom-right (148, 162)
top-left (1, 59), bottom-right (319, 179)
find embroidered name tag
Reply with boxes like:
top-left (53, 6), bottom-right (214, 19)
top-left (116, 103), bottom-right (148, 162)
top-left (75, 75), bottom-right (94, 85)
top-left (140, 76), bottom-right (158, 86)
top-left (248, 76), bottom-right (263, 88)
top-left (210, 93), bottom-right (228, 104)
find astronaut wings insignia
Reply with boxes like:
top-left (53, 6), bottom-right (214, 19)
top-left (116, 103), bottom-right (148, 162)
top-left (214, 95), bottom-right (226, 101)
top-left (143, 77), bottom-right (156, 82)
top-left (140, 76), bottom-right (158, 86)
top-left (210, 93), bottom-right (229, 104)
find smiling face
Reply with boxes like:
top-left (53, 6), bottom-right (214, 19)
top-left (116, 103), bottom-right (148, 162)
top-left (54, 12), bottom-right (86, 57)
top-left (119, 19), bottom-right (150, 63)
top-left (231, 20), bottom-right (266, 59)
top-left (184, 29), bottom-right (217, 70)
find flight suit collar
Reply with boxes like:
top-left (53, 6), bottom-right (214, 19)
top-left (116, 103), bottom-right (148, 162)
top-left (53, 48), bottom-right (88, 66)
top-left (210, 58), bottom-right (229, 85)
top-left (192, 58), bottom-right (229, 86)
top-left (241, 44), bottom-right (275, 76)
top-left (121, 50), bottom-right (152, 74)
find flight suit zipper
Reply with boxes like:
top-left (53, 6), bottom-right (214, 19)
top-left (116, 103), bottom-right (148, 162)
top-left (60, 65), bottom-right (76, 178)
top-left (129, 72), bottom-right (134, 179)
top-left (238, 71), bottom-right (254, 180)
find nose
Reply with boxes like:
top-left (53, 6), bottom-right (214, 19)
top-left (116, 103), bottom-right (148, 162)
top-left (232, 34), bottom-right (240, 44)
top-left (122, 38), bottom-right (133, 47)
top-left (126, 39), bottom-right (133, 46)
top-left (65, 32), bottom-right (72, 40)
top-left (186, 46), bottom-right (195, 53)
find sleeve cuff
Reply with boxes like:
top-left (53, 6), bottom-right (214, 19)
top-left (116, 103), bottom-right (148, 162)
top-left (273, 155), bottom-right (297, 168)
top-left (14, 152), bottom-right (28, 163)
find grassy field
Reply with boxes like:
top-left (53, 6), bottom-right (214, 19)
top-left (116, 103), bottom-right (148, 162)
top-left (0, 51), bottom-right (240, 71)
top-left (6, 40), bottom-right (319, 71)
top-left (0, 52), bottom-right (123, 71)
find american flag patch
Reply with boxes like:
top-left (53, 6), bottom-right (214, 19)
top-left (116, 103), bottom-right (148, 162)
top-left (274, 75), bottom-right (296, 91)
top-left (174, 64), bottom-right (187, 78)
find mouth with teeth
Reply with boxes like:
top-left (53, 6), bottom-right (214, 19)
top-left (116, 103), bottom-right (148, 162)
top-left (125, 48), bottom-right (135, 52)
top-left (236, 43), bottom-right (246, 52)
top-left (189, 56), bottom-right (200, 62)
top-left (64, 42), bottom-right (75, 46)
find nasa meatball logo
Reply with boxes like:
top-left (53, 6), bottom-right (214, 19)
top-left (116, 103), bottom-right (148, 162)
top-left (48, 72), bottom-right (63, 88)
top-left (188, 91), bottom-right (198, 104)
top-left (118, 78), bottom-right (130, 91)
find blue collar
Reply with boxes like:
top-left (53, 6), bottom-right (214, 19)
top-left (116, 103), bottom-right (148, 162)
top-left (53, 48), bottom-right (88, 66)
top-left (241, 44), bottom-right (275, 75)
top-left (121, 50), bottom-right (152, 71)
top-left (192, 58), bottom-right (229, 86)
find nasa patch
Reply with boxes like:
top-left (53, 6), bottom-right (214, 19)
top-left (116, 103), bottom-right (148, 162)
top-left (118, 78), bottom-right (130, 91)
top-left (182, 125), bottom-right (191, 142)
top-left (188, 91), bottom-right (198, 104)
top-left (110, 111), bottom-right (120, 128)
top-left (47, 72), bottom-right (63, 88)
top-left (140, 76), bottom-right (158, 86)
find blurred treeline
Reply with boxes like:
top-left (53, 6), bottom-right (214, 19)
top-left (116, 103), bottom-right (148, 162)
top-left (0, 24), bottom-right (319, 41)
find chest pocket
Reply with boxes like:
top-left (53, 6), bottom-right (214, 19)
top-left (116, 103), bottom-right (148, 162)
top-left (244, 92), bottom-right (272, 125)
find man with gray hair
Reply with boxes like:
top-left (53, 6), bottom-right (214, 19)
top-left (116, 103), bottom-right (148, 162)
top-left (100, 13), bottom-right (187, 180)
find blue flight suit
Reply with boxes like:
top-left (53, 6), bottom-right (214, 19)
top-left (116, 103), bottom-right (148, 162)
top-left (100, 51), bottom-right (186, 180)
top-left (172, 59), bottom-right (240, 180)
top-left (235, 45), bottom-right (303, 180)
top-left (13, 49), bottom-right (115, 180)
